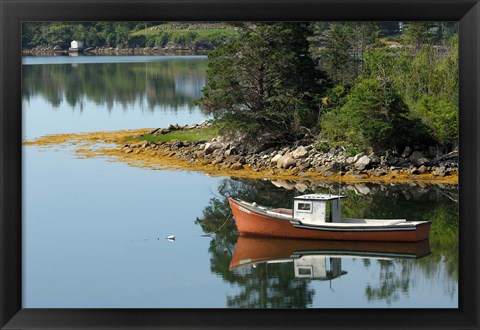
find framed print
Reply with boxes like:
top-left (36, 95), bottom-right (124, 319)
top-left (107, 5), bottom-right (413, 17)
top-left (1, 0), bottom-right (479, 329)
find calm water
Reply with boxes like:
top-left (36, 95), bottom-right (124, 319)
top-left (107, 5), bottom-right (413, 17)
top-left (22, 55), bottom-right (458, 308)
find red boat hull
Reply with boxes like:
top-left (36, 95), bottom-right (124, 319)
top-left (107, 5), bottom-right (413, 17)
top-left (228, 198), bottom-right (431, 242)
top-left (229, 236), bottom-right (431, 270)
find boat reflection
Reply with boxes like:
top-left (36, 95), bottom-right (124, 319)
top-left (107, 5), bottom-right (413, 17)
top-left (229, 236), bottom-right (431, 280)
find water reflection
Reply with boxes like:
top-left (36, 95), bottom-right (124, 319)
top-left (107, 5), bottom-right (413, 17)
top-left (22, 57), bottom-right (207, 111)
top-left (196, 178), bottom-right (458, 307)
top-left (230, 237), bottom-right (432, 272)
top-left (229, 237), bottom-right (431, 299)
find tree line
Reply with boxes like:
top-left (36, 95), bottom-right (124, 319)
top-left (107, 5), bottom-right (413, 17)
top-left (22, 22), bottom-right (236, 50)
top-left (198, 22), bottom-right (458, 154)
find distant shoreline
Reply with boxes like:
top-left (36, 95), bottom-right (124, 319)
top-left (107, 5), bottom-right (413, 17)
top-left (22, 47), bottom-right (210, 56)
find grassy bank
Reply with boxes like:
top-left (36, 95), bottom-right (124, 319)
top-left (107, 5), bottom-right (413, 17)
top-left (126, 126), bottom-right (218, 143)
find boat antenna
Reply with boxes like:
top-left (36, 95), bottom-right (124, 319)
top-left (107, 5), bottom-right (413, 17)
top-left (329, 280), bottom-right (335, 293)
top-left (339, 163), bottom-right (342, 195)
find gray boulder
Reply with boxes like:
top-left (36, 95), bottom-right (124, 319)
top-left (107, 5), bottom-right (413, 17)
top-left (271, 154), bottom-right (283, 164)
top-left (292, 146), bottom-right (308, 159)
top-left (225, 147), bottom-right (239, 156)
top-left (410, 151), bottom-right (429, 166)
top-left (369, 153), bottom-right (380, 165)
top-left (418, 165), bottom-right (428, 174)
top-left (353, 152), bottom-right (365, 163)
top-left (204, 142), bottom-right (223, 155)
top-left (409, 151), bottom-right (424, 161)
top-left (277, 155), bottom-right (296, 169)
top-left (386, 155), bottom-right (398, 166)
top-left (410, 167), bottom-right (420, 175)
top-left (433, 166), bottom-right (447, 177)
top-left (354, 155), bottom-right (371, 171)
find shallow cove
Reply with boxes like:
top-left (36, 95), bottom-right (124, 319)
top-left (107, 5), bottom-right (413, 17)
top-left (22, 55), bottom-right (458, 308)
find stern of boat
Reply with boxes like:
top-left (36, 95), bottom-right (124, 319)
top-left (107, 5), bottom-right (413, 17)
top-left (416, 221), bottom-right (431, 241)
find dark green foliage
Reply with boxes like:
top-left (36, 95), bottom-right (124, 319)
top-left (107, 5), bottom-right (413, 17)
top-left (199, 23), bottom-right (328, 149)
top-left (397, 37), bottom-right (458, 148)
top-left (318, 84), bottom-right (350, 117)
top-left (320, 28), bottom-right (458, 153)
top-left (320, 23), bottom-right (354, 84)
top-left (320, 78), bottom-right (431, 153)
top-left (401, 22), bottom-right (437, 51)
top-left (313, 22), bottom-right (379, 85)
top-left (378, 22), bottom-right (401, 37)
top-left (414, 95), bottom-right (458, 148)
top-left (434, 22), bottom-right (458, 42)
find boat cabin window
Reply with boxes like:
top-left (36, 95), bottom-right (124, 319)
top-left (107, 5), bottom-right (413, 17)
top-left (297, 202), bottom-right (312, 213)
top-left (298, 268), bottom-right (312, 276)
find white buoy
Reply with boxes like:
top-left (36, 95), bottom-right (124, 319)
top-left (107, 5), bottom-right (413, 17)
top-left (166, 235), bottom-right (175, 241)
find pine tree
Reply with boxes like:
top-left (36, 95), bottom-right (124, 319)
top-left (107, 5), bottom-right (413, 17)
top-left (199, 23), bottom-right (328, 148)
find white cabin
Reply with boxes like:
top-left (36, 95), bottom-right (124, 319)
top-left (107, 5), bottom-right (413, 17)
top-left (70, 40), bottom-right (84, 51)
top-left (293, 194), bottom-right (345, 225)
top-left (294, 256), bottom-right (345, 280)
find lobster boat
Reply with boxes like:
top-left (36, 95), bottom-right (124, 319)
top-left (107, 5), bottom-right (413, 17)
top-left (228, 194), bottom-right (430, 242)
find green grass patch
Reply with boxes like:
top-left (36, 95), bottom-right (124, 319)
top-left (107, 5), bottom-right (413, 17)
top-left (128, 126), bottom-right (219, 143)
top-left (131, 27), bottom-right (239, 48)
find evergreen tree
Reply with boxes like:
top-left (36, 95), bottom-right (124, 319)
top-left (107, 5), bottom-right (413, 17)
top-left (199, 23), bottom-right (328, 149)
top-left (320, 23), bottom-right (354, 84)
top-left (316, 22), bottom-right (379, 85)
top-left (401, 22), bottom-right (436, 51)
top-left (350, 23), bottom-right (380, 77)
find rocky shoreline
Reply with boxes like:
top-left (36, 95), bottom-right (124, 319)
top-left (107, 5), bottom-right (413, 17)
top-left (123, 122), bottom-right (458, 182)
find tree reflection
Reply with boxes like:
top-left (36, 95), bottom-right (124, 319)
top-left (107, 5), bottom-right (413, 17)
top-left (22, 58), bottom-right (207, 111)
top-left (195, 178), bottom-right (314, 307)
top-left (227, 262), bottom-right (314, 308)
top-left (196, 178), bottom-right (458, 307)
top-left (339, 185), bottom-right (458, 301)
top-left (365, 260), bottom-right (409, 304)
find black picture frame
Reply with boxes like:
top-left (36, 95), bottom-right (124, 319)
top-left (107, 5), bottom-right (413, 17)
top-left (1, 0), bottom-right (479, 329)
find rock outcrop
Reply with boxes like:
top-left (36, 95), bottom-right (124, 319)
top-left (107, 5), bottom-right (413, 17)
top-left (121, 123), bottom-right (459, 181)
